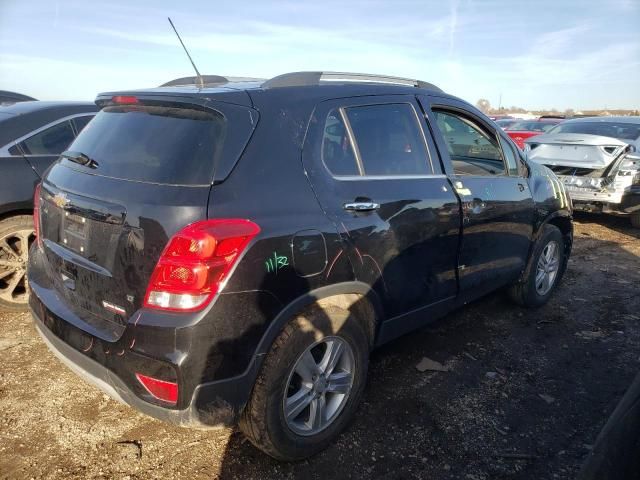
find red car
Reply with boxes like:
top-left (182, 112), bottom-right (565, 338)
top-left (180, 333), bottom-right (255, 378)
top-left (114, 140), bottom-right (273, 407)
top-left (506, 119), bottom-right (563, 149)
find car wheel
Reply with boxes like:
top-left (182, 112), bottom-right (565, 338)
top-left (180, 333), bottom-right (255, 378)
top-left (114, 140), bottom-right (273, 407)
top-left (630, 212), bottom-right (640, 229)
top-left (239, 304), bottom-right (369, 461)
top-left (509, 224), bottom-right (565, 308)
top-left (0, 215), bottom-right (34, 312)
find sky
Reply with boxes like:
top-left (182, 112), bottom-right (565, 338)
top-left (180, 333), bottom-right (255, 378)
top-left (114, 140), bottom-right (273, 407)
top-left (0, 0), bottom-right (638, 111)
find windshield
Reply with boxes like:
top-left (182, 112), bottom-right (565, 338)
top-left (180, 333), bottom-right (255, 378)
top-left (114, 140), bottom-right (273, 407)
top-left (547, 121), bottom-right (640, 141)
top-left (65, 105), bottom-right (227, 185)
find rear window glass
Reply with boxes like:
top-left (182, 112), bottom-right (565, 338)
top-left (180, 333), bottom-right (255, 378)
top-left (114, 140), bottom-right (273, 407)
top-left (65, 106), bottom-right (226, 185)
top-left (548, 121), bottom-right (640, 141)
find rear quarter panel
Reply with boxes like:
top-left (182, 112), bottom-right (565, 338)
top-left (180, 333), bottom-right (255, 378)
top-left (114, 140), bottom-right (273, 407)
top-left (196, 88), bottom-right (358, 381)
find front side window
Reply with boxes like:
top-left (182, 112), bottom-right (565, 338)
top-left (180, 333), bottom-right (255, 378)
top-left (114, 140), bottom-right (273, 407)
top-left (433, 111), bottom-right (506, 176)
top-left (19, 120), bottom-right (75, 155)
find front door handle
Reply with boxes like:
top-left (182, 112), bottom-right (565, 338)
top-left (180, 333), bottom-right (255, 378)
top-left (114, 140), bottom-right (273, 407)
top-left (344, 202), bottom-right (380, 212)
top-left (518, 183), bottom-right (526, 192)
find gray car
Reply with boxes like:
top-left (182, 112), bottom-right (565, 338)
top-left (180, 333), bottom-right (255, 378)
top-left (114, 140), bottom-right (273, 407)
top-left (524, 116), bottom-right (640, 226)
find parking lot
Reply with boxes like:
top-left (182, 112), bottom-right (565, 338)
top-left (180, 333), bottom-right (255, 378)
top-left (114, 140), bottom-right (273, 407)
top-left (1, 213), bottom-right (638, 480)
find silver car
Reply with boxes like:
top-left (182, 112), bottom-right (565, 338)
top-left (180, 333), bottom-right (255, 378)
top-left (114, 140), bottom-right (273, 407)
top-left (524, 116), bottom-right (640, 226)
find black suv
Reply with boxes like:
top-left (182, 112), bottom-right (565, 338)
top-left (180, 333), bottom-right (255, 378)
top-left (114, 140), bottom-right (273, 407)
top-left (28, 72), bottom-right (572, 460)
top-left (0, 101), bottom-right (96, 311)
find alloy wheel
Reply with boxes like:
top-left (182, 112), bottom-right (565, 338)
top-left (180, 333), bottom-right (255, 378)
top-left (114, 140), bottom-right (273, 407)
top-left (0, 228), bottom-right (34, 306)
top-left (283, 336), bottom-right (355, 436)
top-left (535, 240), bottom-right (560, 296)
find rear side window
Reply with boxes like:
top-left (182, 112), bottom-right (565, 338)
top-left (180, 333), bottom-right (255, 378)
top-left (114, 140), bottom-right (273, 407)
top-left (346, 104), bottom-right (430, 176)
top-left (321, 103), bottom-right (431, 177)
top-left (322, 109), bottom-right (359, 176)
top-left (66, 106), bottom-right (227, 185)
top-left (20, 120), bottom-right (75, 155)
top-left (433, 111), bottom-right (506, 176)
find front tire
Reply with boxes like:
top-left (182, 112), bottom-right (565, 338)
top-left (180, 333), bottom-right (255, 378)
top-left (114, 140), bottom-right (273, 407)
top-left (0, 215), bottom-right (34, 312)
top-left (239, 305), bottom-right (369, 461)
top-left (509, 224), bottom-right (565, 308)
top-left (630, 212), bottom-right (640, 229)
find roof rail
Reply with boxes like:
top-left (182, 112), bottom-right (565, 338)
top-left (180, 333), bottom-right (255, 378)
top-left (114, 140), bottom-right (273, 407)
top-left (262, 71), bottom-right (442, 92)
top-left (160, 75), bottom-right (264, 87)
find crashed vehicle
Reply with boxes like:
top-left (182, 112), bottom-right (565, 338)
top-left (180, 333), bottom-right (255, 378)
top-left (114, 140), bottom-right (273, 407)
top-left (28, 71), bottom-right (573, 461)
top-left (525, 116), bottom-right (640, 226)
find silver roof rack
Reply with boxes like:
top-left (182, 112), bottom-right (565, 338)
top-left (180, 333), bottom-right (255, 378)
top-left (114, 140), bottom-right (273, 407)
top-left (160, 75), bottom-right (264, 87)
top-left (262, 71), bottom-right (442, 92)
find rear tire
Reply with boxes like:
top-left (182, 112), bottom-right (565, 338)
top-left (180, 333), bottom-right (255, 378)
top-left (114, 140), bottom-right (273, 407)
top-left (239, 305), bottom-right (369, 461)
top-left (0, 215), bottom-right (34, 312)
top-left (509, 224), bottom-right (565, 308)
top-left (631, 212), bottom-right (640, 229)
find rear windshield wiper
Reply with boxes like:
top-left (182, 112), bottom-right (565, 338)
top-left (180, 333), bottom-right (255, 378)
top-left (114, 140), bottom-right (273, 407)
top-left (61, 150), bottom-right (99, 169)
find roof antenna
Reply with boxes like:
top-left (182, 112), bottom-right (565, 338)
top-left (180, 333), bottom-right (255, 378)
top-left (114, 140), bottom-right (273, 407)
top-left (167, 17), bottom-right (204, 88)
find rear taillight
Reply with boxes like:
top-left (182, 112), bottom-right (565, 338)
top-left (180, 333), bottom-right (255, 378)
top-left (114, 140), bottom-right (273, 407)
top-left (143, 219), bottom-right (260, 312)
top-left (33, 183), bottom-right (42, 249)
top-left (135, 373), bottom-right (178, 404)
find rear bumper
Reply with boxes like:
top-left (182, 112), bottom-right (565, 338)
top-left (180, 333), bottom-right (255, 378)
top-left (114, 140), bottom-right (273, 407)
top-left (29, 284), bottom-right (258, 429)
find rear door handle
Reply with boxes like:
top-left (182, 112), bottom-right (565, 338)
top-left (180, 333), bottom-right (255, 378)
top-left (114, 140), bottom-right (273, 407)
top-left (343, 202), bottom-right (380, 212)
top-left (518, 183), bottom-right (526, 192)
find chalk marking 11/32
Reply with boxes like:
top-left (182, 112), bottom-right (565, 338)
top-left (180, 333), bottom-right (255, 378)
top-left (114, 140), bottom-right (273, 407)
top-left (265, 251), bottom-right (289, 274)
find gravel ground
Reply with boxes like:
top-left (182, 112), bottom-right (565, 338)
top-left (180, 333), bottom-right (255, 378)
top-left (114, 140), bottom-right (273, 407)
top-left (1, 213), bottom-right (639, 480)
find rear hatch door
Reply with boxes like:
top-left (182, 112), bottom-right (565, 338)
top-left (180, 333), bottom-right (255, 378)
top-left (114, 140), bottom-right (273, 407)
top-left (36, 95), bottom-right (257, 341)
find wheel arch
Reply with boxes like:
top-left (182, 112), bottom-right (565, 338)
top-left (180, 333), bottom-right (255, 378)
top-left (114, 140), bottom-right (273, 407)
top-left (540, 211), bottom-right (573, 258)
top-left (254, 282), bottom-right (385, 359)
top-left (520, 211), bottom-right (573, 284)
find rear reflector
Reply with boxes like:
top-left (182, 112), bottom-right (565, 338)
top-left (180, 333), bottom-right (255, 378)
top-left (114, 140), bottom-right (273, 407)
top-left (111, 95), bottom-right (139, 104)
top-left (33, 183), bottom-right (42, 249)
top-left (135, 373), bottom-right (178, 404)
top-left (144, 219), bottom-right (260, 312)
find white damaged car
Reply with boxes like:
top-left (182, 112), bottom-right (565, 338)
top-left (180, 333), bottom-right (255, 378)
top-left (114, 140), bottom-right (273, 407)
top-left (524, 117), bottom-right (640, 226)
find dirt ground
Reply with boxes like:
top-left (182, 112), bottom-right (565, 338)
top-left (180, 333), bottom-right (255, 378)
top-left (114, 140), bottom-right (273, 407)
top-left (1, 213), bottom-right (639, 480)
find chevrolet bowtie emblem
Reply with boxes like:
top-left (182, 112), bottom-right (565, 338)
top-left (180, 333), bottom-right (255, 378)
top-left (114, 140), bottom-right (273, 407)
top-left (53, 193), bottom-right (70, 208)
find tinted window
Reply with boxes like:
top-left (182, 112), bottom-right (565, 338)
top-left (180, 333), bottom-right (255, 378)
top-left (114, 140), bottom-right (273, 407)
top-left (8, 144), bottom-right (21, 156)
top-left (72, 115), bottom-right (93, 134)
top-left (434, 111), bottom-right (506, 176)
top-left (66, 106), bottom-right (227, 185)
top-left (20, 121), bottom-right (75, 155)
top-left (547, 121), bottom-right (640, 141)
top-left (345, 104), bottom-right (430, 176)
top-left (322, 109), bottom-right (358, 176)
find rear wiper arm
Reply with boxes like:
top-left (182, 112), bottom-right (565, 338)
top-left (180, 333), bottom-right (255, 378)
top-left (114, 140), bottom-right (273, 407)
top-left (60, 150), bottom-right (99, 169)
